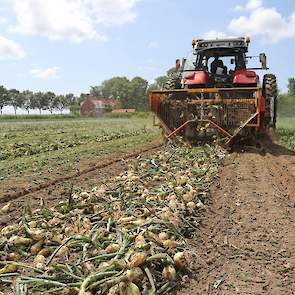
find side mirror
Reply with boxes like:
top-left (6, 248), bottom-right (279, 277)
top-left (259, 53), bottom-right (267, 69)
top-left (176, 59), bottom-right (181, 72)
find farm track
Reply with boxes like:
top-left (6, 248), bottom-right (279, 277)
top-left (178, 138), bottom-right (295, 295)
top-left (0, 142), bottom-right (163, 205)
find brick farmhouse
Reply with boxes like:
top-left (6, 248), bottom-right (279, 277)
top-left (80, 96), bottom-right (118, 116)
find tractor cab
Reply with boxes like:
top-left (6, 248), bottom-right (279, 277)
top-left (180, 37), bottom-right (267, 89)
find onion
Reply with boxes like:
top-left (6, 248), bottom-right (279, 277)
top-left (107, 285), bottom-right (119, 295)
top-left (128, 252), bottom-right (147, 268)
top-left (31, 240), bottom-right (44, 255)
top-left (175, 186), bottom-right (183, 194)
top-left (80, 192), bottom-right (90, 199)
top-left (105, 243), bottom-right (120, 254)
top-left (1, 225), bottom-right (16, 236)
top-left (173, 252), bottom-right (187, 268)
top-left (83, 262), bottom-right (95, 273)
top-left (158, 232), bottom-right (169, 241)
top-left (162, 265), bottom-right (176, 281)
top-left (119, 282), bottom-right (140, 295)
top-left (0, 202), bottom-right (11, 214)
top-left (183, 191), bottom-right (195, 202)
top-left (48, 217), bottom-right (61, 227)
top-left (134, 234), bottom-right (146, 248)
top-left (176, 175), bottom-right (188, 185)
top-left (38, 248), bottom-right (51, 257)
top-left (56, 246), bottom-right (70, 259)
top-left (27, 228), bottom-right (45, 241)
top-left (162, 239), bottom-right (177, 249)
top-left (33, 254), bottom-right (46, 270)
top-left (0, 263), bottom-right (18, 274)
top-left (7, 252), bottom-right (21, 261)
top-left (9, 236), bottom-right (32, 246)
top-left (126, 267), bottom-right (144, 283)
top-left (187, 201), bottom-right (197, 209)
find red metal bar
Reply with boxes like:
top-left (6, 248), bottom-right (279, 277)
top-left (167, 119), bottom-right (196, 139)
top-left (202, 120), bottom-right (233, 138)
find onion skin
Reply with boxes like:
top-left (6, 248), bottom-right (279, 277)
top-left (128, 252), bottom-right (147, 268)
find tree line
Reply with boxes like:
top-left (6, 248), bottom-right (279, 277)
top-left (0, 86), bottom-right (77, 115)
top-left (0, 67), bottom-right (179, 115)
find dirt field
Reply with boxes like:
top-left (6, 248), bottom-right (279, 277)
top-left (179, 139), bottom-right (295, 295)
top-left (0, 117), bottom-right (294, 294)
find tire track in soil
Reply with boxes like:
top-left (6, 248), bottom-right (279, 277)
top-left (178, 140), bottom-right (295, 295)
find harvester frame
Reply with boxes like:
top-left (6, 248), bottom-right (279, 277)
top-left (149, 37), bottom-right (277, 146)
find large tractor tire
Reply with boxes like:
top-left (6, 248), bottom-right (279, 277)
top-left (163, 77), bottom-right (182, 90)
top-left (263, 74), bottom-right (278, 129)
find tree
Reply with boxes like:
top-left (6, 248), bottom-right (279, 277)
top-left (152, 76), bottom-right (169, 90)
top-left (30, 92), bottom-right (49, 114)
top-left (9, 89), bottom-right (23, 115)
top-left (22, 90), bottom-right (34, 115)
top-left (100, 77), bottom-right (131, 108)
top-left (287, 78), bottom-right (295, 96)
top-left (0, 86), bottom-right (9, 115)
top-left (129, 77), bottom-right (149, 111)
top-left (43, 92), bottom-right (56, 114)
top-left (54, 95), bottom-right (71, 114)
top-left (90, 86), bottom-right (103, 97)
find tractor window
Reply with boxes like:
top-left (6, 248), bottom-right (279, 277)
top-left (183, 51), bottom-right (197, 71)
top-left (208, 56), bottom-right (235, 74)
top-left (207, 53), bottom-right (246, 74)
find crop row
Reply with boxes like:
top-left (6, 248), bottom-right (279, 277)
top-left (0, 145), bottom-right (225, 294)
top-left (0, 128), bottom-right (149, 161)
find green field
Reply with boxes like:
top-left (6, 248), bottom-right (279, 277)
top-left (277, 117), bottom-right (295, 151)
top-left (0, 116), bottom-right (161, 194)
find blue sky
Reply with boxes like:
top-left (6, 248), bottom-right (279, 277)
top-left (0, 0), bottom-right (294, 96)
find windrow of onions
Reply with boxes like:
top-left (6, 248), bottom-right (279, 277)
top-left (0, 145), bottom-right (224, 294)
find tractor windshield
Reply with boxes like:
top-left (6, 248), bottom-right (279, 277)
top-left (196, 48), bottom-right (247, 74)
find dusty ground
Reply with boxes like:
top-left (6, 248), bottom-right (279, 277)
top-left (179, 139), bottom-right (295, 295)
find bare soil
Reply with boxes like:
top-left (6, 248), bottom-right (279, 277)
top-left (179, 139), bottom-right (295, 294)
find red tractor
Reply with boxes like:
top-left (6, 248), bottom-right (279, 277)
top-left (149, 37), bottom-right (278, 146)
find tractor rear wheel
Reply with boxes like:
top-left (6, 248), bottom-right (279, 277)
top-left (263, 74), bottom-right (278, 129)
top-left (164, 77), bottom-right (181, 90)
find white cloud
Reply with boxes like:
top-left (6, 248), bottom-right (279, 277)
top-left (0, 17), bottom-right (7, 23)
top-left (234, 0), bottom-right (262, 11)
top-left (147, 41), bottom-right (158, 49)
top-left (86, 0), bottom-right (140, 25)
top-left (10, 0), bottom-right (140, 42)
top-left (31, 67), bottom-right (60, 80)
top-left (11, 0), bottom-right (102, 42)
top-left (202, 30), bottom-right (235, 39)
top-left (229, 1), bottom-right (295, 43)
top-left (0, 36), bottom-right (26, 59)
